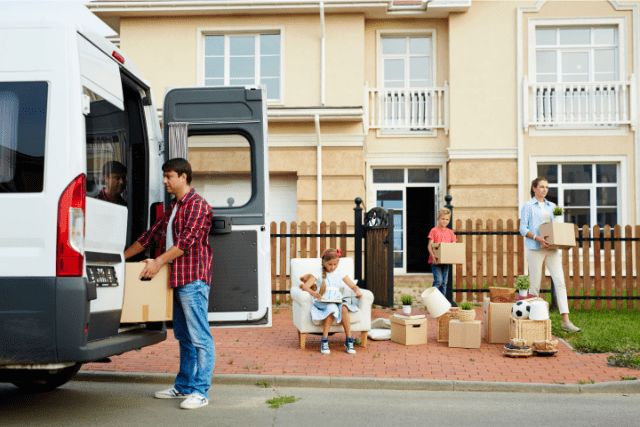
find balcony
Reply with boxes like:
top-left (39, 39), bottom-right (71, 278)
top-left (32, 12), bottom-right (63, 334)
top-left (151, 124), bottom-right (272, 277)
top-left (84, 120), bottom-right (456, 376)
top-left (523, 76), bottom-right (636, 131)
top-left (364, 84), bottom-right (449, 135)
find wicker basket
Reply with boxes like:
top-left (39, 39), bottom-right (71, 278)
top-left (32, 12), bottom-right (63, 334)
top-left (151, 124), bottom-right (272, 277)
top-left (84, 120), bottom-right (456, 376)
top-left (509, 316), bottom-right (552, 346)
top-left (436, 308), bottom-right (459, 342)
top-left (458, 309), bottom-right (476, 322)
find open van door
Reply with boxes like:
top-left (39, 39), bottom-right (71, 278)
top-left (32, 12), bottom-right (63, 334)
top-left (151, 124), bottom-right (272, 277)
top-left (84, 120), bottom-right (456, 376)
top-left (163, 86), bottom-right (271, 326)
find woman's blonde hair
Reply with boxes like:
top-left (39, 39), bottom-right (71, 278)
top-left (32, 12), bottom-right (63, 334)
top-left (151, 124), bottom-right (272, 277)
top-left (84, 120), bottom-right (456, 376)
top-left (318, 248), bottom-right (341, 296)
top-left (437, 207), bottom-right (451, 220)
top-left (530, 177), bottom-right (548, 198)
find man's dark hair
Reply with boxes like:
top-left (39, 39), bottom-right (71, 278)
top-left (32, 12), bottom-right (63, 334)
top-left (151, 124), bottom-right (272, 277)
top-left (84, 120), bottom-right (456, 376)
top-left (162, 158), bottom-right (192, 184)
top-left (102, 160), bottom-right (127, 177)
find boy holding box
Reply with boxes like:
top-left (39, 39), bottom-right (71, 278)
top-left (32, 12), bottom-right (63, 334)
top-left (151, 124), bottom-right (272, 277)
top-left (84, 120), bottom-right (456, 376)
top-left (427, 208), bottom-right (457, 297)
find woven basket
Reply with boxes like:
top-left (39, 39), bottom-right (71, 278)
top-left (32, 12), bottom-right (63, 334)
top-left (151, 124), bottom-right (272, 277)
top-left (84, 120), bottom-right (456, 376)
top-left (503, 347), bottom-right (533, 358)
top-left (509, 317), bottom-right (552, 346)
top-left (436, 308), bottom-right (459, 342)
top-left (458, 309), bottom-right (476, 322)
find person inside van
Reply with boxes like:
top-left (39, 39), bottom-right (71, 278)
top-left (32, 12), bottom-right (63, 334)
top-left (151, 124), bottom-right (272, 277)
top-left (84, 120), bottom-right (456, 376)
top-left (96, 160), bottom-right (127, 206)
top-left (123, 158), bottom-right (215, 410)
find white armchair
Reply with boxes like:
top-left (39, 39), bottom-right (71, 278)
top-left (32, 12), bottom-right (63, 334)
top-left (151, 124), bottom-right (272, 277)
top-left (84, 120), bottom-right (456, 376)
top-left (290, 257), bottom-right (374, 349)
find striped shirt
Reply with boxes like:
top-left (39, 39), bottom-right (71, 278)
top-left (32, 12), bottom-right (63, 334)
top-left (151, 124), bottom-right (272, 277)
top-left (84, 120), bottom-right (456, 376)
top-left (138, 188), bottom-right (214, 288)
top-left (519, 197), bottom-right (556, 251)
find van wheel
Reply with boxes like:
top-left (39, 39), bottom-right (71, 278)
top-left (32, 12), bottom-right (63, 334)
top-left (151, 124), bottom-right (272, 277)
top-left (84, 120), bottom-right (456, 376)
top-left (11, 363), bottom-right (82, 393)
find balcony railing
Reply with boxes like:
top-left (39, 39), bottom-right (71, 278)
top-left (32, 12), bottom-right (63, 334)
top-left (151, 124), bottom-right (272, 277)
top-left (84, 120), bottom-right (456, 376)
top-left (523, 76), bottom-right (636, 131)
top-left (365, 83), bottom-right (449, 135)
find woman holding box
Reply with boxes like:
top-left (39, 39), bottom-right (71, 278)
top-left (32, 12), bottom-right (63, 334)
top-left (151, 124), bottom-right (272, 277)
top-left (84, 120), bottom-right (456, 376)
top-left (519, 177), bottom-right (580, 333)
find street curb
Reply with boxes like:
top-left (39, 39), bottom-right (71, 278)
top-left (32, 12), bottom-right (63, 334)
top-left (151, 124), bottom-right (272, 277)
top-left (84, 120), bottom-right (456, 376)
top-left (74, 371), bottom-right (640, 394)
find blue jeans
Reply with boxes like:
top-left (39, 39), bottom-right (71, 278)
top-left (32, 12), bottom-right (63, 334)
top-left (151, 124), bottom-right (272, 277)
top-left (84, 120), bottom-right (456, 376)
top-left (173, 280), bottom-right (215, 399)
top-left (432, 264), bottom-right (450, 297)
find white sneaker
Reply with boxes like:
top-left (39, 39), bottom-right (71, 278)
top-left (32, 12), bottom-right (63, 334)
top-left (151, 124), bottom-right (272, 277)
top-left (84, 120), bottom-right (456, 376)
top-left (180, 394), bottom-right (209, 409)
top-left (344, 339), bottom-right (356, 355)
top-left (155, 386), bottom-right (189, 399)
top-left (562, 321), bottom-right (581, 333)
top-left (320, 340), bottom-right (330, 354)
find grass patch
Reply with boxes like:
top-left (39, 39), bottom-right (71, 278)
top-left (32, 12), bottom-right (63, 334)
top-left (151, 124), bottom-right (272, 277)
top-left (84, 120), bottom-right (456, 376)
top-left (256, 381), bottom-right (270, 388)
top-left (607, 351), bottom-right (640, 370)
top-left (620, 375), bottom-right (638, 381)
top-left (548, 309), bottom-right (640, 354)
top-left (244, 363), bottom-right (262, 370)
top-left (266, 396), bottom-right (297, 408)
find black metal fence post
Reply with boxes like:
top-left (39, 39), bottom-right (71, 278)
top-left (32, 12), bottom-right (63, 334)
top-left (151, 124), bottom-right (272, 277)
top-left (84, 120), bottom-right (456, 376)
top-left (444, 195), bottom-right (457, 307)
top-left (549, 278), bottom-right (559, 311)
top-left (354, 197), bottom-right (364, 286)
top-left (387, 209), bottom-right (395, 307)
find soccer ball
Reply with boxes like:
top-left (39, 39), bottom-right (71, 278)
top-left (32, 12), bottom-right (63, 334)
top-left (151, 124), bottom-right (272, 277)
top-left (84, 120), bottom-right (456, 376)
top-left (511, 300), bottom-right (531, 319)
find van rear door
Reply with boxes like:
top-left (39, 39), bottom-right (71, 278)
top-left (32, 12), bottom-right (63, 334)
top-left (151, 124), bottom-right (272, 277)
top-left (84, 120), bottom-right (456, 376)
top-left (163, 86), bottom-right (271, 326)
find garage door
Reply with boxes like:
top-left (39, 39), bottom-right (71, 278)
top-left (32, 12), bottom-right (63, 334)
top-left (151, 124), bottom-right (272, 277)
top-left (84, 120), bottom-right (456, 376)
top-left (192, 174), bottom-right (297, 273)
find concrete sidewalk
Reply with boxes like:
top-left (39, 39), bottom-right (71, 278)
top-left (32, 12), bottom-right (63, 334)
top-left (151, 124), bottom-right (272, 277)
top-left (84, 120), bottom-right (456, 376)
top-left (80, 307), bottom-right (640, 393)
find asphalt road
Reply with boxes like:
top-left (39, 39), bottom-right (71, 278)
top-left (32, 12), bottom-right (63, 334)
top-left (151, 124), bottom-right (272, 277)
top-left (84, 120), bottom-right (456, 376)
top-left (1, 380), bottom-right (639, 427)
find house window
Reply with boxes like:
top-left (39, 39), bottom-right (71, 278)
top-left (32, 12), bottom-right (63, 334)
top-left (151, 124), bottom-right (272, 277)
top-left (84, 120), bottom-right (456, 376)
top-left (535, 26), bottom-right (618, 83)
top-left (381, 36), bottom-right (431, 88)
top-left (380, 35), bottom-right (434, 131)
top-left (537, 163), bottom-right (618, 228)
top-left (204, 33), bottom-right (281, 101)
top-left (527, 18), bottom-right (630, 129)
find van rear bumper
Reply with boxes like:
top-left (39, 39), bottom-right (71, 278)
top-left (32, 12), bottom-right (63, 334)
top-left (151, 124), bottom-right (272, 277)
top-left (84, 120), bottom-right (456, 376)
top-left (69, 327), bottom-right (167, 363)
top-left (0, 276), bottom-right (166, 366)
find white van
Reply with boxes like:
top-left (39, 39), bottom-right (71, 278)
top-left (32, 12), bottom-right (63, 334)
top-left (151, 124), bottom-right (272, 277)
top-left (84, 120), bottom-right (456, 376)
top-left (0, 8), bottom-right (271, 391)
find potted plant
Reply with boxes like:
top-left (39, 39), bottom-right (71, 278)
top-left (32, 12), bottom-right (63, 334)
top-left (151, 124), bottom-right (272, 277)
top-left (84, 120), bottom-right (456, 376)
top-left (515, 275), bottom-right (531, 298)
top-left (458, 301), bottom-right (475, 322)
top-left (401, 295), bottom-right (413, 314)
top-left (553, 206), bottom-right (564, 223)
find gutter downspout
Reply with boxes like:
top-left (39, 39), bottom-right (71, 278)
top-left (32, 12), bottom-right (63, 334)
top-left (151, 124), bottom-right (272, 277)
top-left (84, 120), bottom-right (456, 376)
top-left (315, 114), bottom-right (322, 252)
top-left (320, 1), bottom-right (325, 106)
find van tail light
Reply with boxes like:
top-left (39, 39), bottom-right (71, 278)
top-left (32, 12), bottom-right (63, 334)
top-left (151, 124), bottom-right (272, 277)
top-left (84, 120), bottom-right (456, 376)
top-left (150, 202), bottom-right (164, 258)
top-left (57, 174), bottom-right (86, 277)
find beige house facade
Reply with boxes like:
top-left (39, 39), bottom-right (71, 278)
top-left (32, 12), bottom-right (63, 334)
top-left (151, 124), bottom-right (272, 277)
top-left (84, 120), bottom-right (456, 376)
top-left (89, 0), bottom-right (640, 274)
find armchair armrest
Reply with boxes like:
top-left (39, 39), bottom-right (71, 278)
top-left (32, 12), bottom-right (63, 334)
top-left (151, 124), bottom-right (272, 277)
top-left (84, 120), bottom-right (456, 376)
top-left (291, 285), bottom-right (313, 307)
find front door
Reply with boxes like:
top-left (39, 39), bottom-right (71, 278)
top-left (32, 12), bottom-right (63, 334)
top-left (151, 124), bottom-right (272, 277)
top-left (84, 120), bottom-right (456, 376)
top-left (372, 167), bottom-right (440, 274)
top-left (406, 187), bottom-right (435, 273)
top-left (163, 86), bottom-right (271, 326)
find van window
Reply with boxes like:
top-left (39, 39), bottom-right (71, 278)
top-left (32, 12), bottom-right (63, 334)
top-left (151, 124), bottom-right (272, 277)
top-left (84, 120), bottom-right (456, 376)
top-left (0, 82), bottom-right (48, 193)
top-left (188, 134), bottom-right (252, 207)
top-left (84, 87), bottom-right (128, 206)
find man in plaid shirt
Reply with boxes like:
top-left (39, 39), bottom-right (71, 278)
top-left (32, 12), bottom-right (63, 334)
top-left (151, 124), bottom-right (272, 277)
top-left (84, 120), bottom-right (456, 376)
top-left (124, 158), bottom-right (215, 410)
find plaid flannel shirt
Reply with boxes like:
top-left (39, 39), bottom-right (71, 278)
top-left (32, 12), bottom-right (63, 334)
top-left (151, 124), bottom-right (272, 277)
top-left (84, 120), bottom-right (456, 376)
top-left (138, 188), bottom-right (214, 288)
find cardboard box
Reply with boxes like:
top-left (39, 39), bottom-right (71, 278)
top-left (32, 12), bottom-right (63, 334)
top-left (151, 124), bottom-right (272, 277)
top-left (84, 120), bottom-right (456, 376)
top-left (482, 298), bottom-right (513, 344)
top-left (121, 263), bottom-right (173, 323)
top-left (448, 320), bottom-right (481, 349)
top-left (390, 316), bottom-right (428, 345)
top-left (538, 222), bottom-right (576, 249)
top-left (483, 297), bottom-right (549, 344)
top-left (433, 242), bottom-right (465, 264)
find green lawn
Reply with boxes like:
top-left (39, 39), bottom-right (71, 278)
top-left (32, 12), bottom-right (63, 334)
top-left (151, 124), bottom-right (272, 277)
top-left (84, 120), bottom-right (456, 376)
top-left (549, 308), bottom-right (640, 354)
